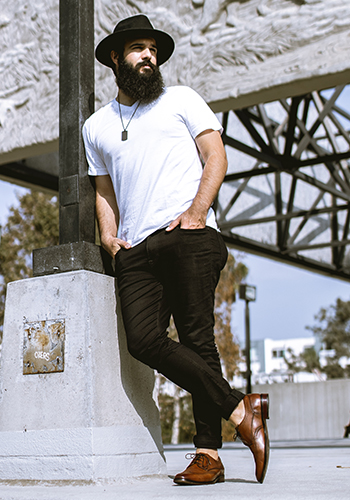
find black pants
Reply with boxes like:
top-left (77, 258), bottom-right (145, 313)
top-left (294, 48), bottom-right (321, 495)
top-left (115, 226), bottom-right (244, 449)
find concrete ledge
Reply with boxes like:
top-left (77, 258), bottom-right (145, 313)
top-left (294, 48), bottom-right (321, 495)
top-left (0, 453), bottom-right (166, 482)
top-left (32, 242), bottom-right (115, 276)
top-left (0, 271), bottom-right (166, 482)
top-left (0, 426), bottom-right (163, 457)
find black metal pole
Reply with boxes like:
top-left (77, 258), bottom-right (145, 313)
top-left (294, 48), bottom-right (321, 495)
top-left (33, 0), bottom-right (112, 276)
top-left (59, 0), bottom-right (95, 245)
top-left (245, 299), bottom-right (252, 394)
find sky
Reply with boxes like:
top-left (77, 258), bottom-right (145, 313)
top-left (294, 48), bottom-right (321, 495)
top-left (1, 178), bottom-right (349, 346)
top-left (232, 251), bottom-right (350, 344)
top-left (0, 180), bottom-right (29, 227)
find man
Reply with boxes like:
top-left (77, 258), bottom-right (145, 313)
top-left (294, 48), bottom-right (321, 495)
top-left (83, 14), bottom-right (269, 485)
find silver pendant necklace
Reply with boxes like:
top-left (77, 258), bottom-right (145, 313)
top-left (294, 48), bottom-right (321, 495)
top-left (117, 98), bottom-right (140, 141)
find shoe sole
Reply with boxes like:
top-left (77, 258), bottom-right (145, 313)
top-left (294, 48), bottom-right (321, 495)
top-left (174, 473), bottom-right (225, 486)
top-left (258, 393), bottom-right (270, 484)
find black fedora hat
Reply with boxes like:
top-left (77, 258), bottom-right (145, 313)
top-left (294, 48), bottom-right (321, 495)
top-left (95, 14), bottom-right (175, 68)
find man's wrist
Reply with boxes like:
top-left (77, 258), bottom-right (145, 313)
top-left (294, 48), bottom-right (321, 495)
top-left (101, 233), bottom-right (117, 247)
top-left (190, 200), bottom-right (209, 221)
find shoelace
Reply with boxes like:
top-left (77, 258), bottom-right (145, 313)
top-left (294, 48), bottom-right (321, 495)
top-left (185, 453), bottom-right (211, 470)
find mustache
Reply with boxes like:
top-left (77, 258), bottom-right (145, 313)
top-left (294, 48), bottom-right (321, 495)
top-left (135, 60), bottom-right (157, 72)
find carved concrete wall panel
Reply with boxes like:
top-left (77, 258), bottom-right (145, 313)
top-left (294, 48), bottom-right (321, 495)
top-left (1, 0), bottom-right (350, 160)
top-left (95, 0), bottom-right (350, 111)
top-left (0, 0), bottom-right (59, 158)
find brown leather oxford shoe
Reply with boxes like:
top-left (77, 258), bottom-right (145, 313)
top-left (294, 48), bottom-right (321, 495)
top-left (173, 453), bottom-right (225, 485)
top-left (235, 393), bottom-right (270, 483)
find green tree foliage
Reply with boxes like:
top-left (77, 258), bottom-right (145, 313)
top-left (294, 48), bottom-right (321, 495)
top-left (0, 190), bottom-right (59, 336)
top-left (283, 346), bottom-right (321, 378)
top-left (283, 347), bottom-right (302, 375)
top-left (301, 346), bottom-right (321, 373)
top-left (307, 298), bottom-right (350, 378)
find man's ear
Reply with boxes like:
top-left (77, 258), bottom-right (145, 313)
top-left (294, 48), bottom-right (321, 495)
top-left (110, 50), bottom-right (119, 69)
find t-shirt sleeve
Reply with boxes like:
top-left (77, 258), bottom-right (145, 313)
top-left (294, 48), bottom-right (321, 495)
top-left (180, 87), bottom-right (223, 139)
top-left (82, 120), bottom-right (109, 176)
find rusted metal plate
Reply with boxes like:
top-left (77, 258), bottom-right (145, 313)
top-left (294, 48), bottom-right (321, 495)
top-left (23, 319), bottom-right (65, 374)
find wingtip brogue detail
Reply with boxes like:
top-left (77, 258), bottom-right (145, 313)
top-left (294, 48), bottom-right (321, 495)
top-left (173, 453), bottom-right (225, 485)
top-left (236, 393), bottom-right (270, 484)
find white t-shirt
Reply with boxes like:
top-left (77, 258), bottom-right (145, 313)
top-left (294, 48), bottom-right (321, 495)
top-left (83, 86), bottom-right (223, 247)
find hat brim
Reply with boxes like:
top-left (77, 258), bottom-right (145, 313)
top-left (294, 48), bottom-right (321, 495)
top-left (95, 28), bottom-right (175, 68)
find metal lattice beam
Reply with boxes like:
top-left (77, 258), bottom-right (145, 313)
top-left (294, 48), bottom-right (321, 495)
top-left (218, 85), bottom-right (350, 280)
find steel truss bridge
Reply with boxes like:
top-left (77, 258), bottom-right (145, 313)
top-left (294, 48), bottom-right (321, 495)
top-left (217, 84), bottom-right (350, 280)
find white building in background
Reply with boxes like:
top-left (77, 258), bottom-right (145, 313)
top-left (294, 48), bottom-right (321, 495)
top-left (232, 336), bottom-right (330, 389)
top-left (250, 337), bottom-right (326, 385)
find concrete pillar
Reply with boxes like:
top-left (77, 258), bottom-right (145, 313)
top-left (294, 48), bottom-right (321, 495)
top-left (0, 271), bottom-right (166, 482)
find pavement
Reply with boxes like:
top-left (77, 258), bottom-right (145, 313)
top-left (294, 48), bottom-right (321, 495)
top-left (0, 440), bottom-right (348, 500)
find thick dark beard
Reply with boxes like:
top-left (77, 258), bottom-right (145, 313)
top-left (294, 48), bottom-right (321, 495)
top-left (116, 58), bottom-right (165, 104)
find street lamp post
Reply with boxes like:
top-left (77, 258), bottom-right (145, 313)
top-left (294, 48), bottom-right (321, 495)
top-left (239, 284), bottom-right (256, 394)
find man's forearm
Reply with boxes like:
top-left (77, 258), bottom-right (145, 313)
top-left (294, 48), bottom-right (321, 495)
top-left (166, 130), bottom-right (227, 231)
top-left (190, 129), bottom-right (227, 221)
top-left (94, 175), bottom-right (131, 256)
top-left (192, 150), bottom-right (227, 215)
top-left (96, 190), bottom-right (119, 247)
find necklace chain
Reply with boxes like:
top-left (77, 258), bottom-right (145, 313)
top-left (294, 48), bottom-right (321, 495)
top-left (117, 98), bottom-right (140, 141)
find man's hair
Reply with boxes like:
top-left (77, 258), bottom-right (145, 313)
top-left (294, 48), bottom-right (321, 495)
top-left (110, 37), bottom-right (127, 76)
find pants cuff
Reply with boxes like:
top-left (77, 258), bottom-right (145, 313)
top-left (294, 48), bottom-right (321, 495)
top-left (193, 435), bottom-right (223, 450)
